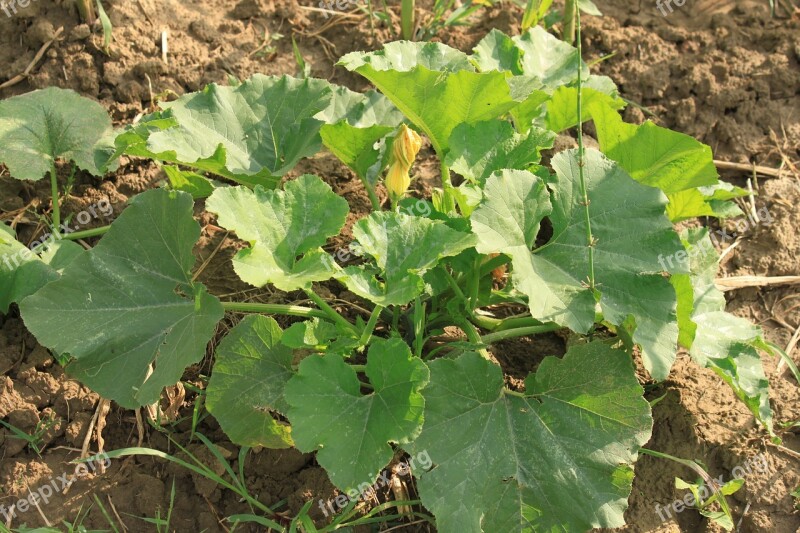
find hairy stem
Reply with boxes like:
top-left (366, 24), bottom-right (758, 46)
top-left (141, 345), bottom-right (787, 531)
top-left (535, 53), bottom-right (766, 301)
top-left (304, 289), bottom-right (360, 335)
top-left (60, 225), bottom-right (111, 241)
top-left (481, 324), bottom-right (562, 344)
top-left (359, 305), bottom-right (383, 345)
top-left (563, 0), bottom-right (576, 44)
top-left (50, 163), bottom-right (60, 234)
top-left (221, 301), bottom-right (328, 319)
top-left (359, 175), bottom-right (381, 211)
top-left (470, 314), bottom-right (553, 333)
top-left (575, 6), bottom-right (596, 290)
top-left (457, 318), bottom-right (491, 359)
top-left (400, 0), bottom-right (415, 40)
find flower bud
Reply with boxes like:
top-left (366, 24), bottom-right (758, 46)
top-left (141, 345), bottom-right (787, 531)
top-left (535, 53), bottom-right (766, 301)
top-left (392, 124), bottom-right (422, 169)
top-left (385, 161), bottom-right (411, 202)
top-left (385, 125), bottom-right (422, 202)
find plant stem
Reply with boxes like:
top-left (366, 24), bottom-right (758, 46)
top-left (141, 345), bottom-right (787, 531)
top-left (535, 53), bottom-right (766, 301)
top-left (350, 365), bottom-right (367, 373)
top-left (50, 163), bottom-right (60, 233)
top-left (443, 270), bottom-right (469, 304)
top-left (470, 314), bottom-right (552, 333)
top-left (366, 0), bottom-right (376, 41)
top-left (413, 296), bottom-right (425, 358)
top-left (304, 289), bottom-right (360, 335)
top-left (639, 448), bottom-right (734, 518)
top-left (468, 256), bottom-right (481, 308)
top-left (563, 0), bottom-right (576, 44)
top-left (440, 159), bottom-right (452, 190)
top-left (359, 305), bottom-right (383, 345)
top-left (75, 0), bottom-right (96, 24)
top-left (575, 7), bottom-right (596, 291)
top-left (221, 301), bottom-right (328, 319)
top-left (437, 160), bottom-right (458, 215)
top-left (456, 318), bottom-right (491, 359)
top-left (481, 324), bottom-right (562, 344)
top-left (360, 175), bottom-right (381, 211)
top-left (401, 0), bottom-right (415, 40)
top-left (60, 225), bottom-right (111, 241)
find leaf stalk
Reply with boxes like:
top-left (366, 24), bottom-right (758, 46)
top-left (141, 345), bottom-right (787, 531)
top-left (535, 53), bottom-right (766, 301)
top-left (221, 301), bottom-right (328, 319)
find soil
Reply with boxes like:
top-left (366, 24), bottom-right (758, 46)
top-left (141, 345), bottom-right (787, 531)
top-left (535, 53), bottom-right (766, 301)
top-left (1, 0), bottom-right (798, 532)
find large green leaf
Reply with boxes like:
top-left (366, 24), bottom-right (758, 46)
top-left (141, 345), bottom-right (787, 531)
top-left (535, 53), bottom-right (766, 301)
top-left (0, 225), bottom-right (82, 313)
top-left (126, 75), bottom-right (332, 188)
top-left (513, 26), bottom-right (588, 88)
top-left (412, 343), bottom-right (652, 532)
top-left (20, 189), bottom-right (224, 408)
top-left (206, 175), bottom-right (349, 291)
top-left (319, 87), bottom-right (404, 186)
top-left (471, 29), bottom-right (524, 74)
top-left (545, 85), bottom-right (625, 133)
top-left (285, 338), bottom-right (429, 490)
top-left (341, 212), bottom-right (477, 306)
top-left (665, 183), bottom-right (748, 223)
top-left (0, 87), bottom-right (115, 180)
top-left (206, 315), bottom-right (294, 448)
top-left (591, 104), bottom-right (718, 193)
top-left (316, 86), bottom-right (404, 127)
top-left (674, 229), bottom-right (774, 432)
top-left (472, 27), bottom-right (588, 88)
top-left (339, 42), bottom-right (525, 154)
top-left (472, 150), bottom-right (687, 380)
top-left (445, 121), bottom-right (555, 185)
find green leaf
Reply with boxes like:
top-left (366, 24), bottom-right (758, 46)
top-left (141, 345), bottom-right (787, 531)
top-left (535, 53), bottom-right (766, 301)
top-left (445, 121), bottom-right (555, 185)
top-left (471, 29), bottom-right (524, 74)
top-left (412, 342), bottom-right (652, 532)
top-left (470, 169), bottom-right (553, 252)
top-left (163, 166), bottom-right (216, 199)
top-left (545, 86), bottom-right (624, 132)
top-left (514, 26), bottom-right (589, 88)
top-left (142, 75), bottom-right (332, 188)
top-left (674, 228), bottom-right (774, 433)
top-left (206, 175), bottom-right (349, 291)
top-left (321, 123), bottom-right (395, 187)
top-left (19, 189), bottom-right (224, 408)
top-left (339, 42), bottom-right (524, 154)
top-left (0, 87), bottom-right (116, 180)
top-left (340, 41), bottom-right (475, 73)
top-left (281, 318), bottom-right (338, 349)
top-left (285, 338), bottom-right (429, 490)
top-left (521, 0), bottom-right (555, 30)
top-left (206, 315), bottom-right (294, 448)
top-left (578, 0), bottom-right (602, 15)
top-left (0, 225), bottom-right (82, 313)
top-left (341, 212), bottom-right (477, 306)
top-left (317, 86), bottom-right (404, 127)
top-left (472, 150), bottom-right (687, 380)
top-left (592, 104), bottom-right (718, 193)
top-left (318, 87), bottom-right (403, 186)
top-left (665, 183), bottom-right (748, 223)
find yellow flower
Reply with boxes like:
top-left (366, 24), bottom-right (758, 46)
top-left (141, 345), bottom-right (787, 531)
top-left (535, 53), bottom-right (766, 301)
top-left (385, 124), bottom-right (422, 202)
top-left (393, 124), bottom-right (422, 168)
top-left (385, 162), bottom-right (411, 202)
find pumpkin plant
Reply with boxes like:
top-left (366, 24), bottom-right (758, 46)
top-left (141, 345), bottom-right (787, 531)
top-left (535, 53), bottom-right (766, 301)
top-left (1, 22), bottom-right (792, 532)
